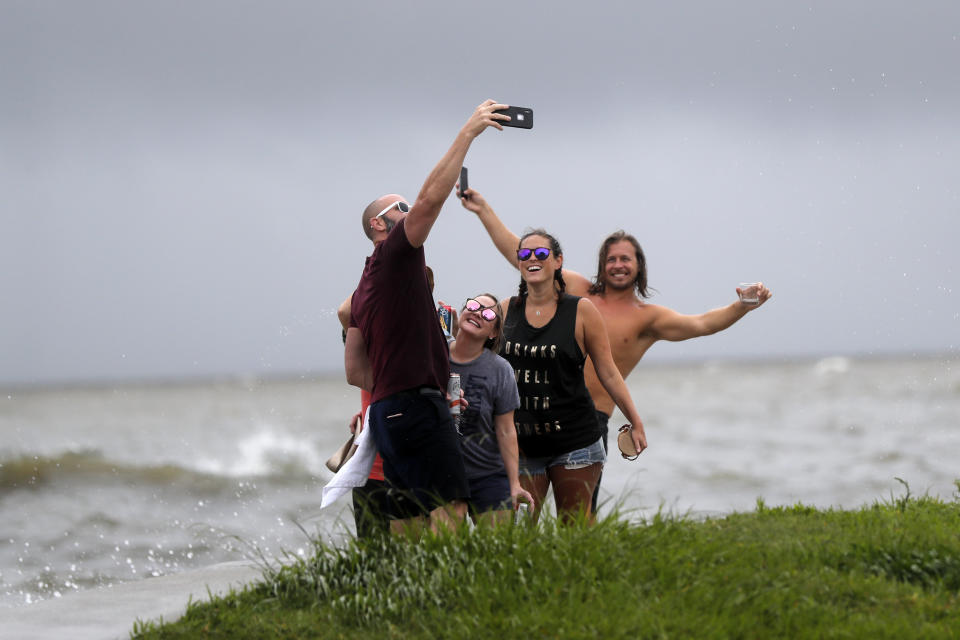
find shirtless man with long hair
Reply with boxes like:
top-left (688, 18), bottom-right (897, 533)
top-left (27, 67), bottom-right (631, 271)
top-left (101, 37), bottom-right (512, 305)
top-left (460, 189), bottom-right (772, 509)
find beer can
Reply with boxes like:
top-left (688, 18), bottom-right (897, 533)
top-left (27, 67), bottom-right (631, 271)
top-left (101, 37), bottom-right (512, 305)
top-left (515, 502), bottom-right (530, 525)
top-left (447, 373), bottom-right (461, 415)
top-left (437, 304), bottom-right (453, 338)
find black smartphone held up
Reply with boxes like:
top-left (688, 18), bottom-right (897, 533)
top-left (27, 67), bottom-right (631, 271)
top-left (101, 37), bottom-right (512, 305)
top-left (458, 166), bottom-right (469, 199)
top-left (494, 105), bottom-right (533, 129)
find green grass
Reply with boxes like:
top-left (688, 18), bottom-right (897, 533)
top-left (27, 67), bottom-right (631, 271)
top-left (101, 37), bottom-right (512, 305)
top-left (131, 484), bottom-right (960, 639)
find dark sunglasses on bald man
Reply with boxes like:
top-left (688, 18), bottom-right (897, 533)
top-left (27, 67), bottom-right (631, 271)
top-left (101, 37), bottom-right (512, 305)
top-left (375, 200), bottom-right (410, 219)
top-left (464, 298), bottom-right (498, 322)
top-left (517, 247), bottom-right (551, 261)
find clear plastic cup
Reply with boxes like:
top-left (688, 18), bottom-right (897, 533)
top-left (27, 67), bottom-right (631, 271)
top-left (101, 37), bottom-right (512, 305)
top-left (738, 282), bottom-right (760, 305)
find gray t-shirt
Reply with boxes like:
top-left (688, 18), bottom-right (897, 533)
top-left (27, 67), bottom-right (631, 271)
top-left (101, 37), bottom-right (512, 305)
top-left (450, 349), bottom-right (520, 479)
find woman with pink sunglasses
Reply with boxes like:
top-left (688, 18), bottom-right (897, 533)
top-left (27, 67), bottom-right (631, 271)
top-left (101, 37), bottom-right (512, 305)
top-left (449, 293), bottom-right (535, 525)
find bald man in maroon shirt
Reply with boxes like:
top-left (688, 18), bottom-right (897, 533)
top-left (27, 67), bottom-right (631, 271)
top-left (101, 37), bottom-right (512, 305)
top-left (344, 100), bottom-right (510, 534)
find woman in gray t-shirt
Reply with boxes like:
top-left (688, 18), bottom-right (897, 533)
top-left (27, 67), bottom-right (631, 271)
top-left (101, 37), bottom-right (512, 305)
top-left (449, 293), bottom-right (535, 525)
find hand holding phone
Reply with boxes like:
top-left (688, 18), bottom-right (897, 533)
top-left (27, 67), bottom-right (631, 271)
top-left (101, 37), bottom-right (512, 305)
top-left (458, 166), bottom-right (469, 199)
top-left (493, 106), bottom-right (533, 129)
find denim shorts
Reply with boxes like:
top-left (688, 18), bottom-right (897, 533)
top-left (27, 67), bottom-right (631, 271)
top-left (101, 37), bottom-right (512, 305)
top-left (519, 437), bottom-right (606, 476)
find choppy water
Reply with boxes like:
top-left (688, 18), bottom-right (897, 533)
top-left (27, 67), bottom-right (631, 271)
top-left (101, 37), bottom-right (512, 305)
top-left (1, 355), bottom-right (958, 607)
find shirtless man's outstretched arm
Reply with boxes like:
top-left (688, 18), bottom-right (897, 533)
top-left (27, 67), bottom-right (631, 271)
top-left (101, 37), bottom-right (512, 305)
top-left (647, 289), bottom-right (772, 343)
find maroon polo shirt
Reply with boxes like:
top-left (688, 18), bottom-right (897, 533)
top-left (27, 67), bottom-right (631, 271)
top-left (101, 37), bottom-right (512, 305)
top-left (350, 218), bottom-right (449, 404)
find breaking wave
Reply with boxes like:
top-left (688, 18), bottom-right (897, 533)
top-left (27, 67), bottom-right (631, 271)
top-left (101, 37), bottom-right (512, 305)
top-left (0, 440), bottom-right (324, 493)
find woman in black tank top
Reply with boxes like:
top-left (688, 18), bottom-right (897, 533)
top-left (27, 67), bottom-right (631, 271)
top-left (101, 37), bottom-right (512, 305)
top-left (497, 229), bottom-right (646, 523)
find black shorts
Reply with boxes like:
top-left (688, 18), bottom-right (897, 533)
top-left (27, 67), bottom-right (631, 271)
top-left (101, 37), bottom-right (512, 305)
top-left (368, 388), bottom-right (470, 519)
top-left (595, 410), bottom-right (610, 453)
top-left (467, 472), bottom-right (511, 514)
top-left (591, 410), bottom-right (611, 513)
top-left (351, 479), bottom-right (390, 539)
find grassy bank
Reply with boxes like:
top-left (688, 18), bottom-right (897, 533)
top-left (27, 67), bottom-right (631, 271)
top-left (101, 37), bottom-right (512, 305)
top-left (132, 485), bottom-right (960, 639)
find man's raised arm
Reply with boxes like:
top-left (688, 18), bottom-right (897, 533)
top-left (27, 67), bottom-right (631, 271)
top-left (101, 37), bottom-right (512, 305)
top-left (649, 283), bottom-right (773, 342)
top-left (403, 100), bottom-right (509, 248)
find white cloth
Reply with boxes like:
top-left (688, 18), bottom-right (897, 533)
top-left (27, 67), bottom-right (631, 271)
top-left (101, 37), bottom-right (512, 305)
top-left (321, 406), bottom-right (376, 508)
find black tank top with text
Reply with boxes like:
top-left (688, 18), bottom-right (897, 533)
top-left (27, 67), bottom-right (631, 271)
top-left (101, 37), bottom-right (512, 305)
top-left (499, 293), bottom-right (601, 457)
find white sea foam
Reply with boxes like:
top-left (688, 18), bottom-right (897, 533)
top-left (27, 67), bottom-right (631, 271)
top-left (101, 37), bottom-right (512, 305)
top-left (195, 427), bottom-right (326, 477)
top-left (813, 356), bottom-right (851, 375)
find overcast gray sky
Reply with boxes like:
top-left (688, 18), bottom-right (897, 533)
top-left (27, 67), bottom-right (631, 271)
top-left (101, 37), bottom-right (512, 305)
top-left (2, 1), bottom-right (958, 386)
